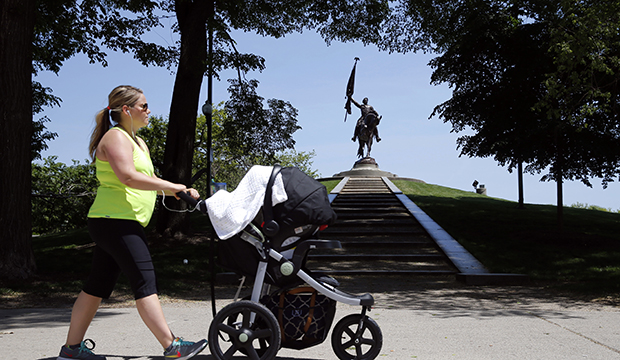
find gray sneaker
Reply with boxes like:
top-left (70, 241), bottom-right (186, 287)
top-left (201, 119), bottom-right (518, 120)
top-left (57, 339), bottom-right (106, 360)
top-left (164, 337), bottom-right (208, 359)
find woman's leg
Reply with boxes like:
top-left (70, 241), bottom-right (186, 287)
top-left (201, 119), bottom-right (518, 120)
top-left (136, 294), bottom-right (174, 348)
top-left (65, 291), bottom-right (102, 346)
top-left (85, 219), bottom-right (176, 350)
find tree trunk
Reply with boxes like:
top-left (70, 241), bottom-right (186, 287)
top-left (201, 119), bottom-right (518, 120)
top-left (517, 161), bottom-right (525, 209)
top-left (156, 0), bottom-right (210, 236)
top-left (0, 0), bottom-right (37, 279)
top-left (554, 126), bottom-right (564, 231)
top-left (556, 168), bottom-right (564, 230)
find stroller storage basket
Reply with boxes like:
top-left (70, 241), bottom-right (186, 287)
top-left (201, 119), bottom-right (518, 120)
top-left (262, 286), bottom-right (336, 350)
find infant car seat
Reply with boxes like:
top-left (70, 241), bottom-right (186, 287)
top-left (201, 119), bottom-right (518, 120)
top-left (217, 165), bottom-right (337, 286)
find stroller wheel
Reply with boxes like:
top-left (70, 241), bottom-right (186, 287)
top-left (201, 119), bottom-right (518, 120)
top-left (208, 300), bottom-right (281, 360)
top-left (331, 314), bottom-right (383, 360)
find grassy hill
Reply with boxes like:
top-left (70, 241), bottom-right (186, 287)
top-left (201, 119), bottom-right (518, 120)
top-left (1, 179), bottom-right (619, 307)
top-left (394, 180), bottom-right (620, 294)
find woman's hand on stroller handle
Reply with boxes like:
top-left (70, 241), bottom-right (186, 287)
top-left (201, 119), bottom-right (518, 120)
top-left (175, 189), bottom-right (200, 207)
top-left (175, 190), bottom-right (208, 214)
top-left (174, 188), bottom-right (199, 200)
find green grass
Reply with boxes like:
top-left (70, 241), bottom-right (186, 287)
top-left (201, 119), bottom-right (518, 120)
top-left (2, 179), bottom-right (619, 307)
top-left (321, 180), bottom-right (341, 193)
top-left (392, 180), bottom-right (620, 296)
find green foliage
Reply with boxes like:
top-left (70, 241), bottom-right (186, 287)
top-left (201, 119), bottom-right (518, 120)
top-left (391, 0), bottom-right (620, 217)
top-left (139, 104), bottom-right (318, 193)
top-left (274, 149), bottom-right (319, 178)
top-left (31, 157), bottom-right (97, 234)
top-left (428, 4), bottom-right (553, 173)
top-left (535, 0), bottom-right (620, 188)
top-left (224, 79), bottom-right (300, 160)
top-left (31, 117), bottom-right (57, 161)
top-left (571, 202), bottom-right (617, 213)
top-left (33, 0), bottom-right (170, 74)
top-left (31, 81), bottom-right (60, 161)
top-left (31, 0), bottom-right (165, 174)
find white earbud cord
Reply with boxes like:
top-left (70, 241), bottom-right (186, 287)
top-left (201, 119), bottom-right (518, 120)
top-left (128, 112), bottom-right (140, 147)
top-left (160, 191), bottom-right (199, 213)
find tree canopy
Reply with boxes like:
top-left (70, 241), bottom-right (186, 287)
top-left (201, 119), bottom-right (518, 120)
top-left (391, 0), bottom-right (620, 225)
top-left (140, 101), bottom-right (317, 193)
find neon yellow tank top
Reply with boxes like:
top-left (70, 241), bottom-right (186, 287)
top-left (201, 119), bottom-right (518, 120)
top-left (88, 127), bottom-right (157, 227)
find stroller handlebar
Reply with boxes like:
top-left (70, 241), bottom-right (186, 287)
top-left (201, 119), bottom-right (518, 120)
top-left (176, 191), bottom-right (198, 206)
top-left (176, 191), bottom-right (208, 214)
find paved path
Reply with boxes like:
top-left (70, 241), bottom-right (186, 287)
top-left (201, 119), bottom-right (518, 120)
top-left (2, 278), bottom-right (620, 360)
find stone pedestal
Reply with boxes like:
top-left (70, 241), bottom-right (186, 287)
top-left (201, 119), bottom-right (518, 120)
top-left (332, 157), bottom-right (398, 178)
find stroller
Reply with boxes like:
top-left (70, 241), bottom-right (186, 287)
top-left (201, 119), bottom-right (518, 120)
top-left (179, 165), bottom-right (382, 360)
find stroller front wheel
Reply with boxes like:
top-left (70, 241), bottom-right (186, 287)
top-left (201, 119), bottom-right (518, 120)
top-left (331, 313), bottom-right (383, 360)
top-left (209, 300), bottom-right (281, 360)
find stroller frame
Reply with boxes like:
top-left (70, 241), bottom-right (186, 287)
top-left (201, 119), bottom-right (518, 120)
top-left (244, 233), bottom-right (374, 307)
top-left (179, 165), bottom-right (382, 360)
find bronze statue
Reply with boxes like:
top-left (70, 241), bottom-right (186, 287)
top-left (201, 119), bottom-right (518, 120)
top-left (350, 96), bottom-right (381, 158)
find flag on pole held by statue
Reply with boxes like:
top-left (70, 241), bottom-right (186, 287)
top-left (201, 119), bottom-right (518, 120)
top-left (344, 57), bottom-right (360, 122)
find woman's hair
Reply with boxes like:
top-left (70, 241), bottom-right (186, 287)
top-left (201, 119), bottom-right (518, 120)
top-left (89, 85), bottom-right (143, 161)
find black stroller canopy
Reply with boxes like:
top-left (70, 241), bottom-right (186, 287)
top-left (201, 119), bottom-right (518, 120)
top-left (265, 166), bottom-right (337, 249)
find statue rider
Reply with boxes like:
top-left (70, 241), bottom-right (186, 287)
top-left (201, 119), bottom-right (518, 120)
top-left (350, 96), bottom-right (381, 143)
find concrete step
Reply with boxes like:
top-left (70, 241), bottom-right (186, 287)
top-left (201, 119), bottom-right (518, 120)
top-left (333, 212), bottom-right (412, 220)
top-left (311, 176), bottom-right (461, 277)
top-left (306, 269), bottom-right (457, 276)
top-left (306, 259), bottom-right (456, 272)
top-left (330, 240), bottom-right (434, 248)
top-left (332, 218), bottom-right (420, 226)
top-left (321, 227), bottom-right (427, 236)
top-left (320, 234), bottom-right (436, 242)
top-left (308, 253), bottom-right (448, 262)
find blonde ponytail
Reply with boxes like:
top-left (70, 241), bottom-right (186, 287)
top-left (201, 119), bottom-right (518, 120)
top-left (88, 85), bottom-right (143, 162)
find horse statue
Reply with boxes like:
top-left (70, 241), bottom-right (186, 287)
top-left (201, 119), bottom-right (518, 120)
top-left (356, 112), bottom-right (381, 158)
top-left (350, 96), bottom-right (382, 159)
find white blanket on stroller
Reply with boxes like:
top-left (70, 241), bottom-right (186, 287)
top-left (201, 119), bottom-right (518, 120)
top-left (205, 165), bottom-right (288, 240)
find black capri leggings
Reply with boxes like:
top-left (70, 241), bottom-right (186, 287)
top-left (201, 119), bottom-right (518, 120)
top-left (83, 218), bottom-right (158, 300)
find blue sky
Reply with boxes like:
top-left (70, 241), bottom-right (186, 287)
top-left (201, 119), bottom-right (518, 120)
top-left (35, 30), bottom-right (619, 211)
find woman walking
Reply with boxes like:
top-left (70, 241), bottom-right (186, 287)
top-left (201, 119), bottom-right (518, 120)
top-left (57, 85), bottom-right (207, 360)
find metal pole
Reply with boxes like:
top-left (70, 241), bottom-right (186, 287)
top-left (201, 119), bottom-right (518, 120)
top-left (201, 0), bottom-right (217, 317)
top-left (202, 9), bottom-right (214, 198)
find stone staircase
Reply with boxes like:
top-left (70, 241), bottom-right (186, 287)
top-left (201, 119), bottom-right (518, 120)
top-left (308, 177), bottom-right (458, 276)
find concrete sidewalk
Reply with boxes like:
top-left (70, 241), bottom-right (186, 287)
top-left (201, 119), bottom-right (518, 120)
top-left (2, 280), bottom-right (620, 360)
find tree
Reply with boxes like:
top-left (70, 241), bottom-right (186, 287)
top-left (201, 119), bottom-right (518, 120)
top-left (155, 0), bottom-right (393, 235)
top-left (427, 2), bottom-right (553, 209)
top-left (1, 0), bottom-right (37, 279)
top-left (140, 102), bottom-right (317, 195)
top-left (9, 0), bottom-right (396, 277)
top-left (222, 79), bottom-right (301, 165)
top-left (529, 0), bottom-right (620, 228)
top-left (2, 0), bottom-right (179, 280)
top-left (385, 0), bottom-right (620, 227)
top-left (155, 0), bottom-right (211, 236)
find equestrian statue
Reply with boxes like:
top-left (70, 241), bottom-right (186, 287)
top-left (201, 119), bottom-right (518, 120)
top-left (349, 96), bottom-right (382, 159)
